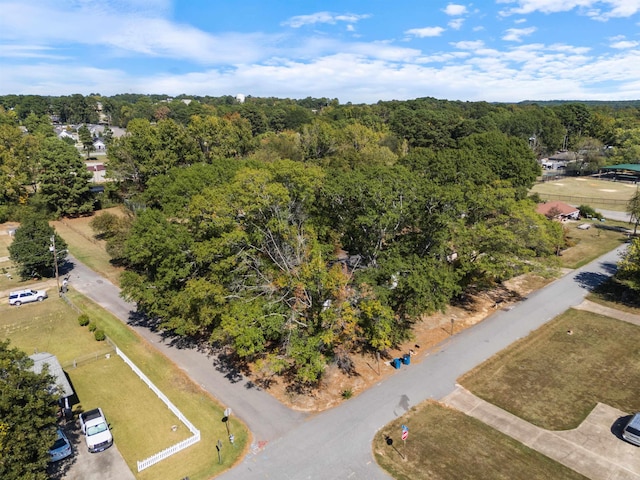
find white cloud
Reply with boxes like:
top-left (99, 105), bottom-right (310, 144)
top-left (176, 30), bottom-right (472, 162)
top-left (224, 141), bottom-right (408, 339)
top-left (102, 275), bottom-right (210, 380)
top-left (0, 44), bottom-right (69, 60)
top-left (444, 4), bottom-right (468, 16)
top-left (547, 43), bottom-right (591, 54)
top-left (452, 40), bottom-right (486, 50)
top-left (0, 2), bottom-right (281, 65)
top-left (498, 0), bottom-right (640, 19)
top-left (282, 12), bottom-right (370, 28)
top-left (405, 27), bottom-right (446, 38)
top-left (3, 44), bottom-right (640, 103)
top-left (448, 18), bottom-right (465, 30)
top-left (610, 40), bottom-right (639, 49)
top-left (502, 27), bottom-right (537, 42)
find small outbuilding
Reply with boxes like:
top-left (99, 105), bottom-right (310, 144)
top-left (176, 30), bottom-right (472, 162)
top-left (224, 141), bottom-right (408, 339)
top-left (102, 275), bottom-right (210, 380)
top-left (536, 201), bottom-right (580, 221)
top-left (29, 352), bottom-right (74, 416)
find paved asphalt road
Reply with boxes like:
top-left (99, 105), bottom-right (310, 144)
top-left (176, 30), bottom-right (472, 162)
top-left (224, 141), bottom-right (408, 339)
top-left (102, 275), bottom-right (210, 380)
top-left (598, 209), bottom-right (632, 223)
top-left (66, 243), bottom-right (628, 480)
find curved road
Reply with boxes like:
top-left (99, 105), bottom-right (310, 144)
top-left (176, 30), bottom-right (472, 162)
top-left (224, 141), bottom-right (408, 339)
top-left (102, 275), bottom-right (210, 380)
top-left (66, 243), bottom-right (627, 479)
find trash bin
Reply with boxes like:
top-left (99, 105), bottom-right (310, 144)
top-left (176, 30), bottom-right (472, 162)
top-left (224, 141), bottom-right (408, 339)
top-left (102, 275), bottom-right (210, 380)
top-left (402, 354), bottom-right (411, 365)
top-left (392, 358), bottom-right (402, 369)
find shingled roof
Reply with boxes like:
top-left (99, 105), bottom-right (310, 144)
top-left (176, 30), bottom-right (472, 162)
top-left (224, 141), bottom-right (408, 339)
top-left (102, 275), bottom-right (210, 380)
top-left (536, 201), bottom-right (580, 218)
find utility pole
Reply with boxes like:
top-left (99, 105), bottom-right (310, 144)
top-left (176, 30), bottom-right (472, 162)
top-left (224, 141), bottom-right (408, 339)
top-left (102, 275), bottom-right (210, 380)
top-left (50, 235), bottom-right (60, 295)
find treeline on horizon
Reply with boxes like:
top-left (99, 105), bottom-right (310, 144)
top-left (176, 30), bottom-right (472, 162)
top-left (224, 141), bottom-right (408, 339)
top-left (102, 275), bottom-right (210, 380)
top-left (1, 92), bottom-right (639, 388)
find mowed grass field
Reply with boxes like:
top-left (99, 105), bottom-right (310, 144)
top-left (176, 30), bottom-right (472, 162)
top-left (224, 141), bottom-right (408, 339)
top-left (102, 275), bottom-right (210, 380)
top-left (51, 207), bottom-right (126, 287)
top-left (0, 290), bottom-right (248, 479)
top-left (373, 401), bottom-right (587, 480)
top-left (559, 219), bottom-right (630, 269)
top-left (530, 176), bottom-right (637, 211)
top-left (459, 309), bottom-right (640, 430)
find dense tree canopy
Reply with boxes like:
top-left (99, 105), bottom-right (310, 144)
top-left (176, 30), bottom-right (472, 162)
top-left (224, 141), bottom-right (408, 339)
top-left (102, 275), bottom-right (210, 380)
top-left (0, 340), bottom-right (59, 480)
top-left (3, 92), bottom-right (638, 387)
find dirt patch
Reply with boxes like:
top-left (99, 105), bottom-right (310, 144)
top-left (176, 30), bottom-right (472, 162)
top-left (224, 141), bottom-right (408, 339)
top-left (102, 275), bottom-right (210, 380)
top-left (255, 274), bottom-right (555, 413)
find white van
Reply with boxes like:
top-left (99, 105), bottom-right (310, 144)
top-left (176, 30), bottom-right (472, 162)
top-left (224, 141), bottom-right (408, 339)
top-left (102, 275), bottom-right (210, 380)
top-left (623, 413), bottom-right (640, 447)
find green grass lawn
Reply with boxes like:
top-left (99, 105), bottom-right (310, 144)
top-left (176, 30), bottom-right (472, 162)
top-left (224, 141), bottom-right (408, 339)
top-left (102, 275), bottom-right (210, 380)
top-left (0, 258), bottom-right (33, 293)
top-left (51, 215), bottom-right (123, 287)
top-left (69, 356), bottom-right (193, 462)
top-left (530, 177), bottom-right (636, 212)
top-left (0, 297), bottom-right (111, 363)
top-left (459, 309), bottom-right (640, 430)
top-left (373, 401), bottom-right (587, 480)
top-left (558, 220), bottom-right (630, 269)
top-left (0, 291), bottom-right (248, 479)
top-left (0, 228), bottom-right (13, 256)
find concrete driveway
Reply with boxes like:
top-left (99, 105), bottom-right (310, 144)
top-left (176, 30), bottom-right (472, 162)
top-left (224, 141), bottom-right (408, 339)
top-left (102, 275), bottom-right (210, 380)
top-left (47, 421), bottom-right (134, 480)
top-left (444, 387), bottom-right (640, 480)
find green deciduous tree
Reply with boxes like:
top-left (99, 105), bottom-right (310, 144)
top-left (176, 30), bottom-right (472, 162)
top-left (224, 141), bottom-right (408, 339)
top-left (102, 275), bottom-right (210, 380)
top-left (0, 340), bottom-right (58, 480)
top-left (457, 130), bottom-right (540, 195)
top-left (8, 213), bottom-right (67, 279)
top-left (37, 137), bottom-right (94, 217)
top-left (628, 189), bottom-right (640, 236)
top-left (188, 113), bottom-right (254, 161)
top-left (119, 208), bottom-right (194, 320)
top-left (0, 107), bottom-right (43, 207)
top-left (89, 211), bottom-right (133, 264)
top-left (618, 237), bottom-right (640, 291)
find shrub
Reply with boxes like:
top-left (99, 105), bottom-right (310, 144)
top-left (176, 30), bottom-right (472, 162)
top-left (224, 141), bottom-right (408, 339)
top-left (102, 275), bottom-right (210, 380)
top-left (578, 205), bottom-right (603, 220)
top-left (88, 321), bottom-right (97, 332)
top-left (94, 329), bottom-right (106, 341)
top-left (341, 389), bottom-right (353, 400)
top-left (528, 192), bottom-right (542, 204)
top-left (78, 314), bottom-right (90, 326)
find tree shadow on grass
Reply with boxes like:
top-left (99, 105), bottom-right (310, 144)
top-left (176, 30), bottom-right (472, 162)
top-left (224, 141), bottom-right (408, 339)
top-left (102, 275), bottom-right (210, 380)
top-left (591, 278), bottom-right (640, 309)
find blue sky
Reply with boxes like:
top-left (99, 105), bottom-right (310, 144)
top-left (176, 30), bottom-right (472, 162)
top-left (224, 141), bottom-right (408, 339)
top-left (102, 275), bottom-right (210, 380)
top-left (1, 0), bottom-right (639, 103)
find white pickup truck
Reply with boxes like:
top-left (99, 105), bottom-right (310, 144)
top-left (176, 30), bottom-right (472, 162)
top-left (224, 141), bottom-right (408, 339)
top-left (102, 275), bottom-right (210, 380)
top-left (79, 408), bottom-right (113, 453)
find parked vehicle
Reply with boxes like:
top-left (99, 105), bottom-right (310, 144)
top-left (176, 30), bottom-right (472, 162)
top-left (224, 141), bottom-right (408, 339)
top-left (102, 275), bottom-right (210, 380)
top-left (623, 413), bottom-right (640, 446)
top-left (79, 408), bottom-right (113, 453)
top-left (8, 288), bottom-right (48, 306)
top-left (49, 428), bottom-right (73, 462)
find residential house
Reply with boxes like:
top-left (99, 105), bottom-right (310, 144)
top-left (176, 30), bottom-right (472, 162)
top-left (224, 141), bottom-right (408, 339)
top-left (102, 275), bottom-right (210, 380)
top-left (536, 201), bottom-right (580, 221)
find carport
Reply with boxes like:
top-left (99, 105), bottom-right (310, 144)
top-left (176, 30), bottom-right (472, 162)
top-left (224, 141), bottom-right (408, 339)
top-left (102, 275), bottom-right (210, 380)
top-left (598, 163), bottom-right (640, 182)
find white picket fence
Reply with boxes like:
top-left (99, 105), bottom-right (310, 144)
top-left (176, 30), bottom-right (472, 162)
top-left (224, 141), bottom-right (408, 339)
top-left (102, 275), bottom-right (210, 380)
top-left (113, 344), bottom-right (201, 472)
